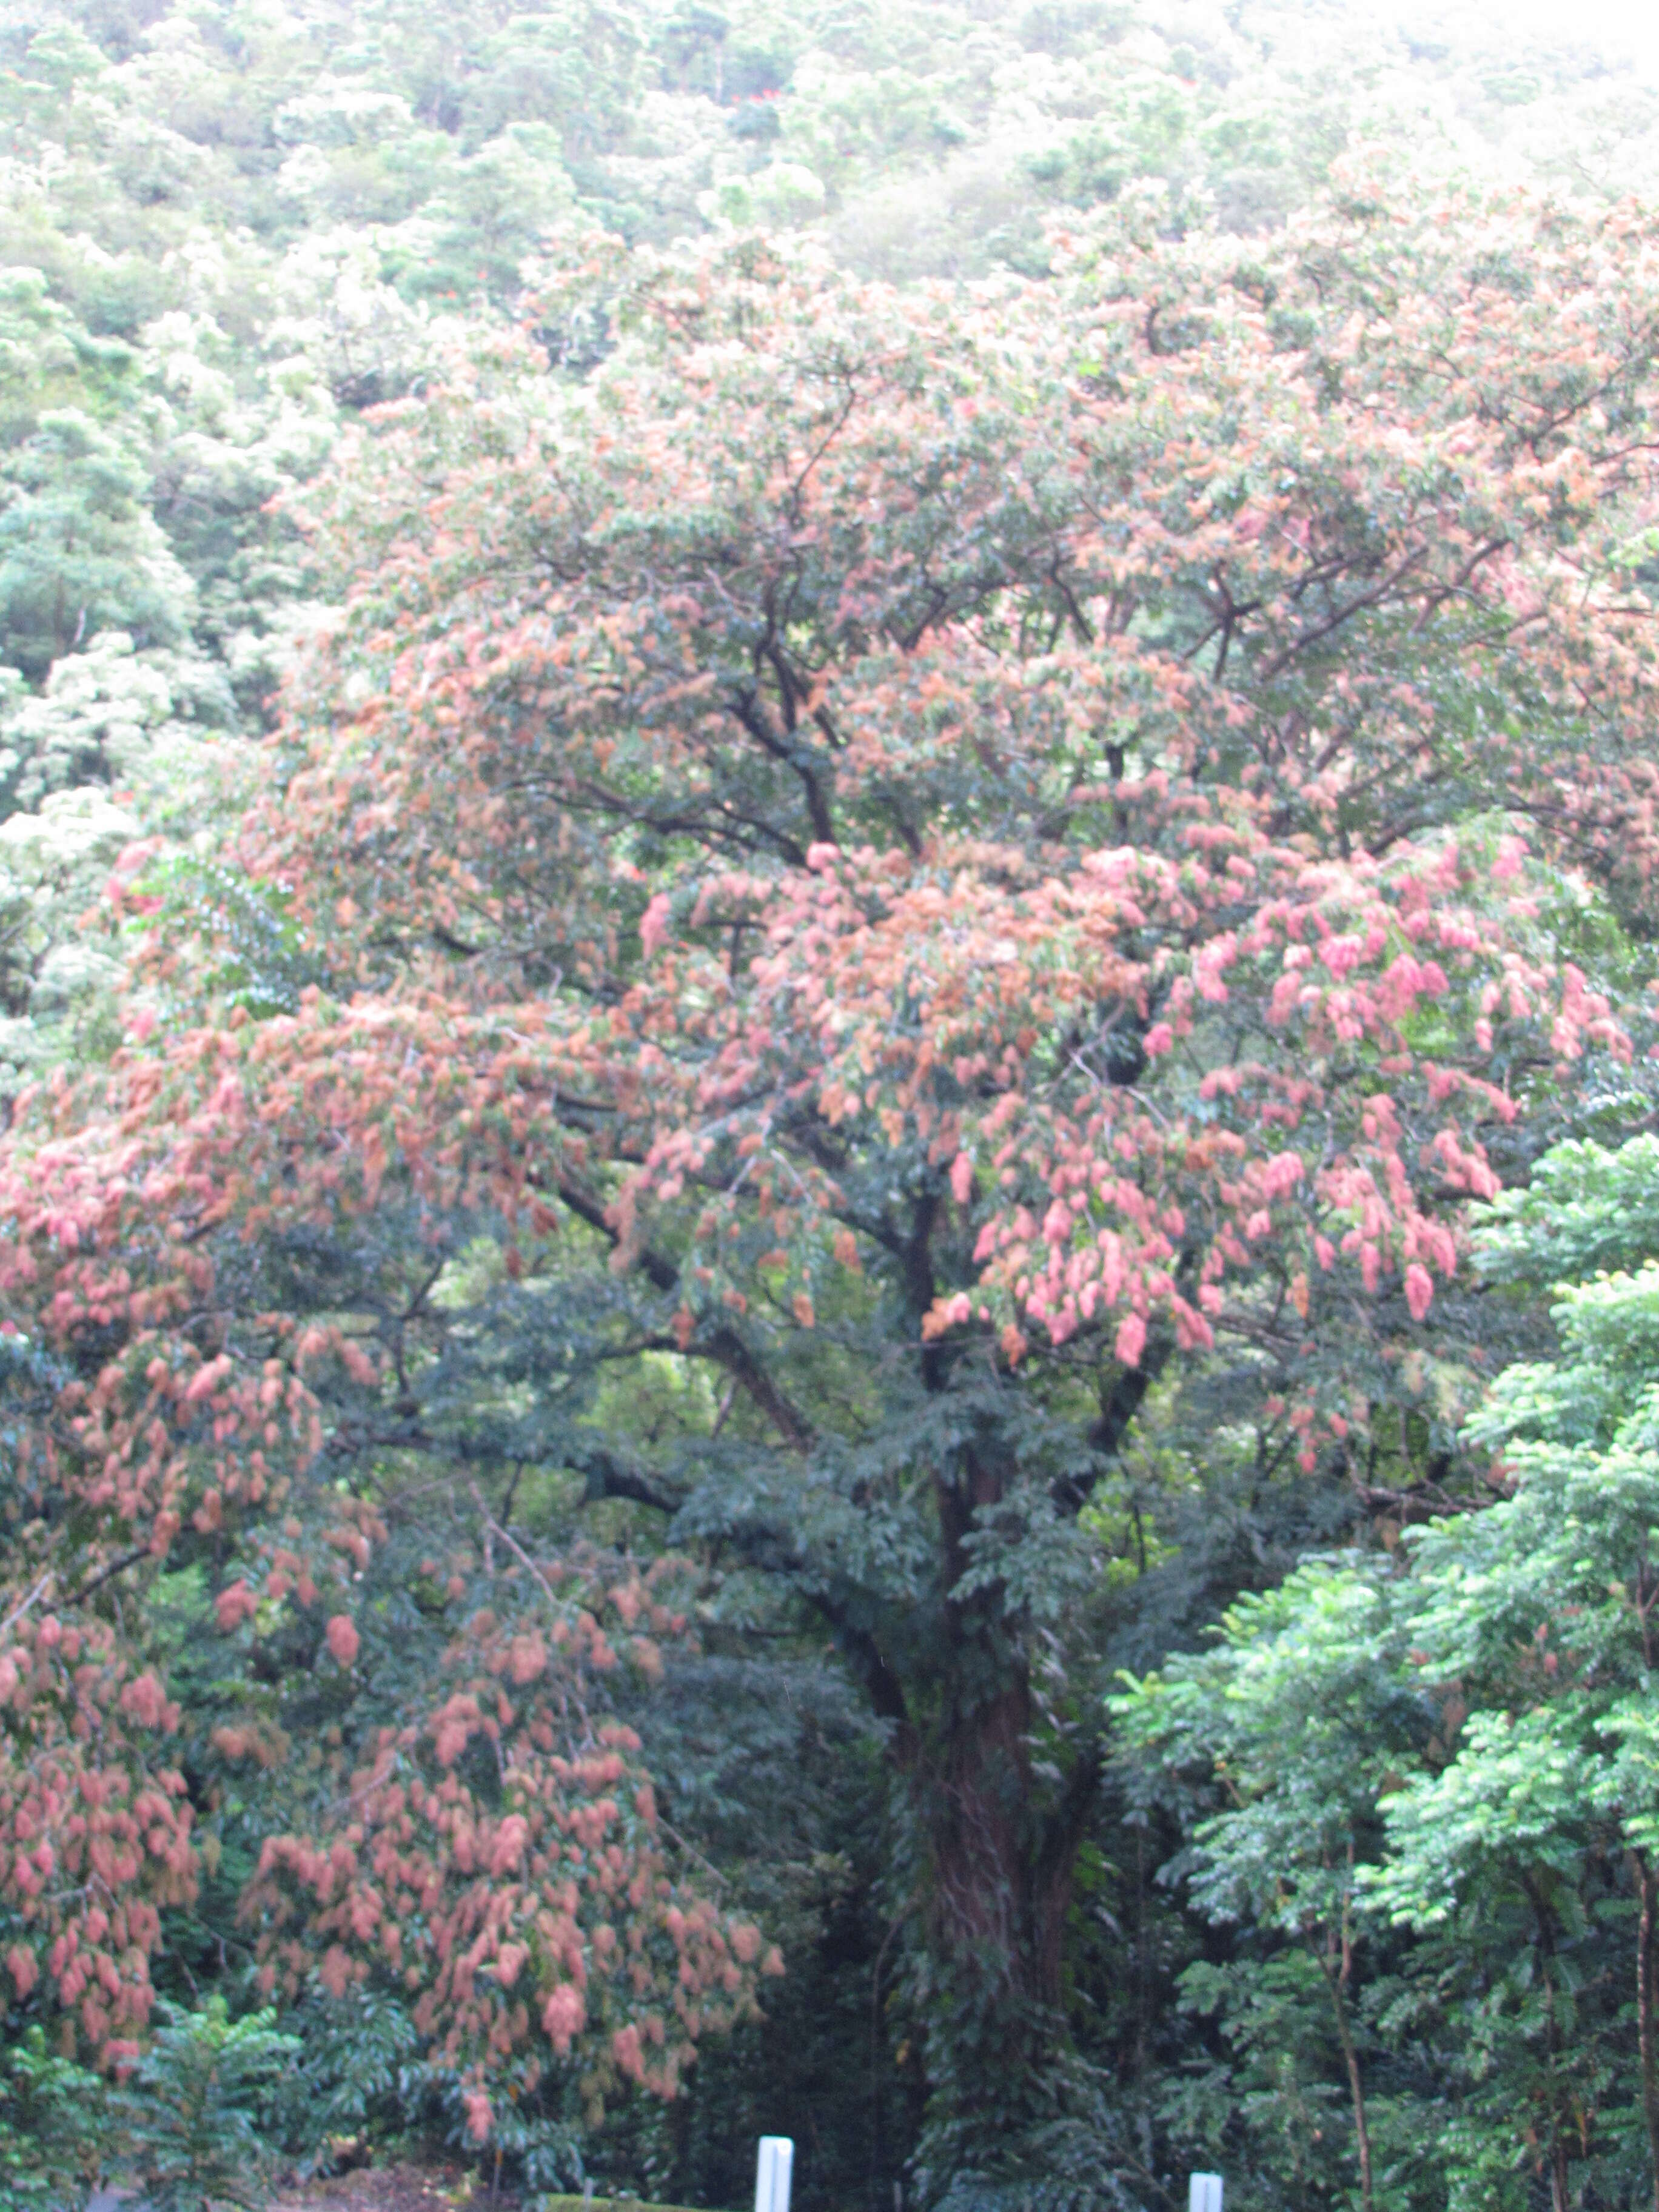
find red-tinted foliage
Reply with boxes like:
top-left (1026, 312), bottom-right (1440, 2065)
top-left (1, 174), bottom-right (1655, 2096)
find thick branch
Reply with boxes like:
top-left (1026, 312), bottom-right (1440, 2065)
top-left (556, 1179), bottom-right (814, 1450)
top-left (1050, 1342), bottom-right (1170, 1513)
top-left (826, 1615), bottom-right (915, 1755)
top-left (573, 1444), bottom-right (685, 1515)
top-left (66, 1546), bottom-right (152, 1606)
top-left (1034, 1735), bottom-right (1104, 1902)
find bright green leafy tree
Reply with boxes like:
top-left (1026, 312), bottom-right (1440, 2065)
top-left (1124, 1133), bottom-right (1659, 2212)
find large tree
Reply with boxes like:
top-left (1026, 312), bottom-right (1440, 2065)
top-left (2, 173), bottom-right (1657, 2180)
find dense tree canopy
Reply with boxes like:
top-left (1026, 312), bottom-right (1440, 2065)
top-left (5, 4), bottom-right (1659, 2209)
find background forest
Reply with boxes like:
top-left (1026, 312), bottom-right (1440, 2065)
top-left (7, 3), bottom-right (1659, 2210)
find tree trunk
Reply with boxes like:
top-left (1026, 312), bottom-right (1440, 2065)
top-left (906, 1679), bottom-right (1091, 2167)
top-left (899, 1437), bottom-right (1096, 2155)
top-left (926, 1677), bottom-right (1081, 2014)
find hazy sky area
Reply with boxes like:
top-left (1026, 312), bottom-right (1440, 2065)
top-left (1443, 0), bottom-right (1659, 70)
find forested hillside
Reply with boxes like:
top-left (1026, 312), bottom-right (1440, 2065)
top-left (5, 5), bottom-right (1659, 2210)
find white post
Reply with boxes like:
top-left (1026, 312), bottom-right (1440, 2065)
top-left (1187, 2177), bottom-right (1222, 2212)
top-left (756, 2137), bottom-right (794, 2212)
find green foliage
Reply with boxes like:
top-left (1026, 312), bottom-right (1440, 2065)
top-left (269, 1986), bottom-right (421, 2158)
top-left (1475, 1131), bottom-right (1659, 1290)
top-left (0, 2028), bottom-right (106, 2211)
top-left (0, 2001), bottom-right (303, 2212)
top-left (119, 1999), bottom-right (300, 2211)
top-left (143, 851), bottom-right (325, 1013)
top-left (1124, 1130), bottom-right (1659, 2211)
top-left (0, 783), bottom-right (139, 1098)
top-left (0, 629), bottom-right (234, 823)
top-left (0, 409), bottom-right (193, 682)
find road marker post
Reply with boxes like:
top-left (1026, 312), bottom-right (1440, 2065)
top-left (756, 2136), bottom-right (794, 2212)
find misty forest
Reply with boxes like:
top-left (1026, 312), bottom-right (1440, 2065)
top-left (9, 2), bottom-right (1659, 2208)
